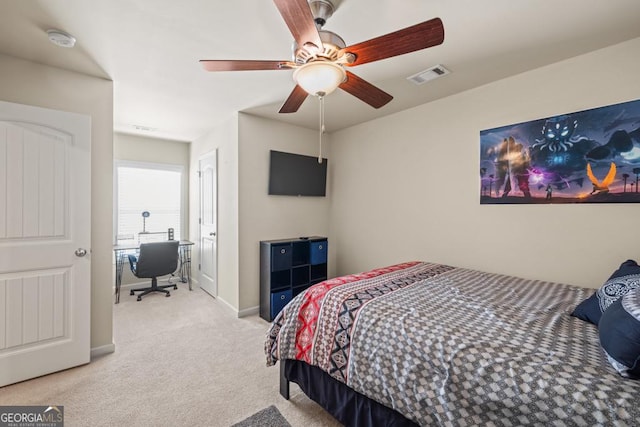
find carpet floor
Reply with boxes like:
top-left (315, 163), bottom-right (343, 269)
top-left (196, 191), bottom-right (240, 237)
top-left (0, 284), bottom-right (341, 427)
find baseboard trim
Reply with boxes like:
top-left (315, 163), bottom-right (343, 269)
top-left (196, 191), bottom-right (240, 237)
top-left (237, 305), bottom-right (259, 318)
top-left (215, 296), bottom-right (258, 318)
top-left (90, 343), bottom-right (115, 359)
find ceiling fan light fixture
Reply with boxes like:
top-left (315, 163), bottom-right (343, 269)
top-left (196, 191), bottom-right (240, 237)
top-left (199, 1), bottom-right (444, 114)
top-left (293, 61), bottom-right (345, 96)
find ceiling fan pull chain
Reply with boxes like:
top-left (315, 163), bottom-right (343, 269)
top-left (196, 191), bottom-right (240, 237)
top-left (318, 95), bottom-right (325, 164)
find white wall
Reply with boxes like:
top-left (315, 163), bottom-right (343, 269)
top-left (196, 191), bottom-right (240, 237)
top-left (329, 37), bottom-right (640, 289)
top-left (238, 114), bottom-right (331, 311)
top-left (0, 54), bottom-right (114, 350)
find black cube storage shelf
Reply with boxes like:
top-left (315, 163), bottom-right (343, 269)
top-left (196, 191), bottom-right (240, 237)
top-left (260, 236), bottom-right (328, 322)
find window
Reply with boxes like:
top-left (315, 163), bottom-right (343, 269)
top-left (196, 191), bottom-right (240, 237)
top-left (114, 161), bottom-right (185, 243)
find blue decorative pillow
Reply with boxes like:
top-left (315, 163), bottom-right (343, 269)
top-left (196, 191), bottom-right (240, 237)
top-left (599, 287), bottom-right (640, 378)
top-left (571, 259), bottom-right (640, 326)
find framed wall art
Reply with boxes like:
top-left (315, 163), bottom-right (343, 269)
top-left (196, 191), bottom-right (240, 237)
top-left (480, 98), bottom-right (640, 204)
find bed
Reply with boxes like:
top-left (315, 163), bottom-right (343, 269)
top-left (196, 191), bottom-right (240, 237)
top-left (265, 261), bottom-right (640, 426)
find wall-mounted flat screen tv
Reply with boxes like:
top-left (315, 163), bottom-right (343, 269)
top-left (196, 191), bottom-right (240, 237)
top-left (268, 150), bottom-right (327, 197)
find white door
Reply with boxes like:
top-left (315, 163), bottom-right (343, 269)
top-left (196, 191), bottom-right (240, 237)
top-left (199, 151), bottom-right (217, 297)
top-left (0, 100), bottom-right (91, 387)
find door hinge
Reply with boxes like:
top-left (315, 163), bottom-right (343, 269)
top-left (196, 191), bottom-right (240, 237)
top-left (198, 218), bottom-right (202, 224)
top-left (197, 170), bottom-right (201, 178)
top-left (198, 264), bottom-right (201, 270)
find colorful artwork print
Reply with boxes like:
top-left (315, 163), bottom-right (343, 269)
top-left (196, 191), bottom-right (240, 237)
top-left (480, 98), bottom-right (640, 204)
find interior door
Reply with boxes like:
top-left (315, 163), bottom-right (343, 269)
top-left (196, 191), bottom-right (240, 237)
top-left (199, 150), bottom-right (217, 297)
top-left (0, 100), bottom-right (91, 387)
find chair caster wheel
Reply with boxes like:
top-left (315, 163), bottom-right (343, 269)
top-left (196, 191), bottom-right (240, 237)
top-left (166, 292), bottom-right (170, 297)
top-left (136, 296), bottom-right (142, 301)
top-left (173, 285), bottom-right (178, 290)
top-left (130, 290), bottom-right (135, 295)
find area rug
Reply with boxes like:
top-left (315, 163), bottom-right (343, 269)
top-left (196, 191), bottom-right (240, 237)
top-left (231, 405), bottom-right (291, 427)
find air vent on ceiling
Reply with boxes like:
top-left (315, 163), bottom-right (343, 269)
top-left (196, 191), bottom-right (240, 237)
top-left (407, 64), bottom-right (450, 85)
top-left (132, 124), bottom-right (158, 132)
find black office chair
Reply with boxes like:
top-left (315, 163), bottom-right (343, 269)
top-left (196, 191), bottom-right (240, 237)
top-left (128, 240), bottom-right (180, 301)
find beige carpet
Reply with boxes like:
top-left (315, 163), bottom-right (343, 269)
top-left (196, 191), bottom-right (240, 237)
top-left (0, 284), bottom-right (341, 427)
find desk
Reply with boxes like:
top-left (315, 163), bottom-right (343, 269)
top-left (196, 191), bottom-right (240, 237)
top-left (113, 240), bottom-right (194, 304)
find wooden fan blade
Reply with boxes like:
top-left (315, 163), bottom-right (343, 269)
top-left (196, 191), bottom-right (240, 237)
top-left (339, 71), bottom-right (393, 109)
top-left (341, 18), bottom-right (444, 67)
top-left (273, 0), bottom-right (323, 53)
top-left (279, 85), bottom-right (308, 113)
top-left (200, 60), bottom-right (295, 72)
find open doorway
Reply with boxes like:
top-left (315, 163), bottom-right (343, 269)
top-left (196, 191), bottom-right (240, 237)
top-left (112, 133), bottom-right (190, 300)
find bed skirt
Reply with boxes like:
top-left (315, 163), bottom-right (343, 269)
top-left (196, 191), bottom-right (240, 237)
top-left (282, 359), bottom-right (418, 427)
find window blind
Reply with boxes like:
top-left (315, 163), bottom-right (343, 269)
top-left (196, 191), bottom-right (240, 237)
top-left (116, 164), bottom-right (183, 242)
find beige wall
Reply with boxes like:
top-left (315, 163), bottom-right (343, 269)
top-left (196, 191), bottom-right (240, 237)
top-left (114, 132), bottom-right (190, 166)
top-left (188, 113), bottom-right (331, 314)
top-left (189, 38), bottom-right (640, 312)
top-left (114, 132), bottom-right (190, 285)
top-left (0, 54), bottom-right (114, 350)
top-left (329, 37), bottom-right (640, 290)
top-left (238, 114), bottom-right (331, 311)
top-left (189, 114), bottom-right (240, 308)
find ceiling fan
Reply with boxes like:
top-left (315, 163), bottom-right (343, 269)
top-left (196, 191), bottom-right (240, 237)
top-left (200, 0), bottom-right (444, 114)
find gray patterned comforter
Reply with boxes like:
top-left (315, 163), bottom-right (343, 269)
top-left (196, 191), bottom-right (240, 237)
top-left (265, 262), bottom-right (640, 426)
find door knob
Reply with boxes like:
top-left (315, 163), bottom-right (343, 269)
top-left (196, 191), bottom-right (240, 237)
top-left (209, 232), bottom-right (216, 236)
top-left (75, 248), bottom-right (88, 257)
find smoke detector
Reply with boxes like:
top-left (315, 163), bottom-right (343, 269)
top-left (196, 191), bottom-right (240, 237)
top-left (407, 64), bottom-right (450, 85)
top-left (46, 29), bottom-right (76, 48)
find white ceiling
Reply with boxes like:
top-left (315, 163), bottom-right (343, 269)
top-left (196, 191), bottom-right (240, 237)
top-left (1, 0), bottom-right (639, 142)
